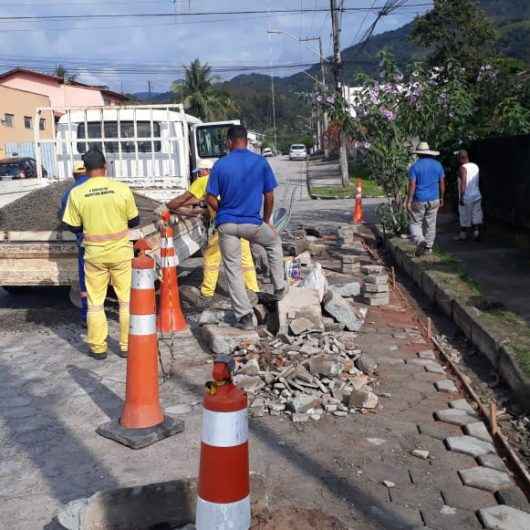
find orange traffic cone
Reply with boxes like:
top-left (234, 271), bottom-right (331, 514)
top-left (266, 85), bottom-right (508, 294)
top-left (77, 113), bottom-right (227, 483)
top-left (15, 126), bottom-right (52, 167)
top-left (353, 178), bottom-right (364, 224)
top-left (196, 355), bottom-right (251, 530)
top-left (96, 240), bottom-right (185, 449)
top-left (158, 214), bottom-right (187, 335)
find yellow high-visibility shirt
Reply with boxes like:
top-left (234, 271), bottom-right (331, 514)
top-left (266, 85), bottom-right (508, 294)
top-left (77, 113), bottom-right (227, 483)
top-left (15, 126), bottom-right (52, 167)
top-left (189, 175), bottom-right (208, 200)
top-left (189, 175), bottom-right (217, 218)
top-left (63, 176), bottom-right (138, 264)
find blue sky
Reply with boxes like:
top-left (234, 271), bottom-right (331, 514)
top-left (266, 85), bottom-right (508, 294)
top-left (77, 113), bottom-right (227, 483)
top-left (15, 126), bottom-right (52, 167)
top-left (0, 0), bottom-right (432, 92)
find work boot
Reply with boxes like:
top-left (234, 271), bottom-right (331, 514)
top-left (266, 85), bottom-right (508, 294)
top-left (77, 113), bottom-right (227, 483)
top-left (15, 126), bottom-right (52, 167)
top-left (118, 349), bottom-right (128, 359)
top-left (235, 313), bottom-right (255, 330)
top-left (90, 351), bottom-right (108, 361)
top-left (454, 231), bottom-right (467, 241)
top-left (415, 241), bottom-right (428, 257)
top-left (473, 230), bottom-right (481, 242)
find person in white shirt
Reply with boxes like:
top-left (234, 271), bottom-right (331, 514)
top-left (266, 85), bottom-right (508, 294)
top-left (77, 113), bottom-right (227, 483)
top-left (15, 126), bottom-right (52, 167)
top-left (455, 150), bottom-right (483, 241)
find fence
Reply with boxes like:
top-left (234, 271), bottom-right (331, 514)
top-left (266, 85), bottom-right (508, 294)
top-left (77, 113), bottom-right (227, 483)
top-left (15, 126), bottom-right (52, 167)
top-left (3, 142), bottom-right (56, 176)
top-left (470, 134), bottom-right (530, 230)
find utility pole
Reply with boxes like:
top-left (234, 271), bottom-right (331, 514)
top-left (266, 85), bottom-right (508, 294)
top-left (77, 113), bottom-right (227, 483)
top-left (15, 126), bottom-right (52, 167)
top-left (330, 0), bottom-right (349, 186)
top-left (300, 35), bottom-right (330, 158)
top-left (270, 73), bottom-right (278, 154)
top-left (148, 80), bottom-right (152, 96)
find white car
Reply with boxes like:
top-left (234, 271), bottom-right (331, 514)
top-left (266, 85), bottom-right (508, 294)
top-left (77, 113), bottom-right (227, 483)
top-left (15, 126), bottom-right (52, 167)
top-left (262, 147), bottom-right (273, 157)
top-left (289, 144), bottom-right (307, 161)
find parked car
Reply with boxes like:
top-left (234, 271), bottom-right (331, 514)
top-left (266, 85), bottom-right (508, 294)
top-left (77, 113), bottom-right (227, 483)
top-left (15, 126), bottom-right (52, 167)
top-left (262, 147), bottom-right (273, 158)
top-left (0, 157), bottom-right (47, 180)
top-left (289, 144), bottom-right (307, 161)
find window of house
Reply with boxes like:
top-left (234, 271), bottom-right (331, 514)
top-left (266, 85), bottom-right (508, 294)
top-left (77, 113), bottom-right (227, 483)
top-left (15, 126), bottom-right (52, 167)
top-left (24, 116), bottom-right (32, 129)
top-left (4, 114), bottom-right (14, 128)
top-left (39, 118), bottom-right (46, 131)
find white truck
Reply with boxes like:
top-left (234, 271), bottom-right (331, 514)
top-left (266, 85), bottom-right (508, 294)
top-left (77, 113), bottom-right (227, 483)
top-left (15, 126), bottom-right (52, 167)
top-left (34, 103), bottom-right (240, 201)
top-left (0, 104), bottom-right (241, 291)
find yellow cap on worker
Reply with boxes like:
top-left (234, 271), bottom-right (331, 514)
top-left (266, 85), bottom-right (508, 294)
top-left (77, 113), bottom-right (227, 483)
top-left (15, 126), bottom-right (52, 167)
top-left (73, 162), bottom-right (86, 174)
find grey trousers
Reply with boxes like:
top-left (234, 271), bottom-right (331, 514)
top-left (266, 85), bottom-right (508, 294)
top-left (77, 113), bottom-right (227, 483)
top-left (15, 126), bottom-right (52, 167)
top-left (409, 200), bottom-right (440, 249)
top-left (218, 222), bottom-right (285, 319)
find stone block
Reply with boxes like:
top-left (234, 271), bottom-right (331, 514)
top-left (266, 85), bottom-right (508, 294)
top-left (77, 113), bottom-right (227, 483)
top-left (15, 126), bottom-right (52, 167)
top-left (349, 388), bottom-right (378, 409)
top-left (464, 422), bottom-right (493, 443)
top-left (329, 281), bottom-right (361, 298)
top-left (361, 264), bottom-right (384, 274)
top-left (435, 380), bottom-right (458, 393)
top-left (288, 395), bottom-right (321, 414)
top-left (198, 309), bottom-right (237, 327)
top-left (420, 506), bottom-right (484, 530)
top-left (435, 408), bottom-right (479, 426)
top-left (435, 285), bottom-right (454, 319)
top-left (418, 423), bottom-right (462, 442)
top-left (470, 319), bottom-right (500, 368)
top-left (277, 287), bottom-right (324, 335)
top-left (362, 293), bottom-right (390, 306)
top-left (364, 273), bottom-right (389, 285)
top-left (356, 354), bottom-right (378, 375)
top-left (289, 317), bottom-right (314, 336)
top-left (418, 350), bottom-right (436, 360)
top-left (200, 325), bottom-right (259, 355)
top-left (459, 467), bottom-right (513, 492)
top-left (478, 454), bottom-right (509, 473)
top-left (445, 435), bottom-right (495, 457)
top-left (452, 302), bottom-right (475, 341)
top-left (449, 399), bottom-right (475, 413)
top-left (309, 354), bottom-right (345, 377)
top-left (362, 283), bottom-right (390, 293)
top-left (324, 290), bottom-right (366, 331)
top-left (441, 483), bottom-right (496, 511)
top-left (420, 271), bottom-right (437, 303)
top-left (495, 487), bottom-right (530, 511)
top-left (408, 359), bottom-right (445, 374)
top-left (478, 505), bottom-right (530, 529)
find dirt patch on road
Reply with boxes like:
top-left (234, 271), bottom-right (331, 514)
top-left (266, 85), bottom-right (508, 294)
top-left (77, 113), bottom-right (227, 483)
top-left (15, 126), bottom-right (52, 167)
top-left (0, 181), bottom-right (160, 231)
top-left (251, 507), bottom-right (348, 530)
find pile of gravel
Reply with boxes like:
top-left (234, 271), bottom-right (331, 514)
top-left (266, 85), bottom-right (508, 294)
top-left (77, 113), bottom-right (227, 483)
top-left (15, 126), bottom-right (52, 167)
top-left (0, 180), bottom-right (160, 231)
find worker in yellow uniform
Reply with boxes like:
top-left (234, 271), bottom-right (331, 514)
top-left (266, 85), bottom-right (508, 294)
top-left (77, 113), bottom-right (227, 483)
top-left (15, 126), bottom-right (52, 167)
top-left (62, 149), bottom-right (140, 360)
top-left (164, 160), bottom-right (259, 300)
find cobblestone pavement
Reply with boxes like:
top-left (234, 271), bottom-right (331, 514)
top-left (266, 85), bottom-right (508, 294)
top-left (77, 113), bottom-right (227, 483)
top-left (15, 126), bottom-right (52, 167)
top-left (0, 157), bottom-right (528, 529)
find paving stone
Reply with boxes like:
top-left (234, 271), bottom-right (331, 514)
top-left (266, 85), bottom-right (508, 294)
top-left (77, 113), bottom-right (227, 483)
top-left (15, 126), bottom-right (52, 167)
top-left (417, 350), bottom-right (436, 360)
top-left (0, 405), bottom-right (35, 419)
top-left (478, 454), bottom-right (509, 473)
top-left (464, 422), bottom-right (493, 443)
top-left (495, 488), bottom-right (530, 511)
top-left (446, 435), bottom-right (495, 457)
top-left (478, 505), bottom-right (530, 529)
top-left (408, 359), bottom-right (445, 374)
top-left (449, 399), bottom-right (476, 413)
top-left (200, 325), bottom-right (260, 355)
top-left (367, 503), bottom-right (422, 529)
top-left (324, 290), bottom-right (366, 331)
top-left (459, 467), bottom-right (513, 492)
top-left (329, 281), bottom-right (361, 298)
top-left (421, 506), bottom-right (483, 530)
top-left (441, 483), bottom-right (496, 511)
top-left (435, 408), bottom-right (479, 426)
top-left (0, 396), bottom-right (32, 408)
top-left (277, 286), bottom-right (325, 334)
top-left (435, 380), bottom-right (458, 393)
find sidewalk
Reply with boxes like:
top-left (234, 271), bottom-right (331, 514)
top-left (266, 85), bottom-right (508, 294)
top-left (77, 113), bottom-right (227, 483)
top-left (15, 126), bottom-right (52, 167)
top-left (436, 215), bottom-right (530, 325)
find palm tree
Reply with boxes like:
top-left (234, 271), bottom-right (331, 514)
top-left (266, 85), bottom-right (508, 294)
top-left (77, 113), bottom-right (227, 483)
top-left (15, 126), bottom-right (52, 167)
top-left (173, 59), bottom-right (238, 121)
top-left (54, 64), bottom-right (78, 83)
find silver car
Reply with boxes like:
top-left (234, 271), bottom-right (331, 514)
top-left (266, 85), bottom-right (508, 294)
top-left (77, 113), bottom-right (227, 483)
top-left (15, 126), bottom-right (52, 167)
top-left (289, 144), bottom-right (307, 161)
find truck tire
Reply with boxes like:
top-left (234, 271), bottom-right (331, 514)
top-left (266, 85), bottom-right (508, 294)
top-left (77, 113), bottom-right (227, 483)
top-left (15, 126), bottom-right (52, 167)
top-left (2, 286), bottom-right (30, 295)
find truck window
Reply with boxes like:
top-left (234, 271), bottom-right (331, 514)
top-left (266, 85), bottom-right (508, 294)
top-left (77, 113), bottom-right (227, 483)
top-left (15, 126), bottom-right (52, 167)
top-left (77, 121), bottom-right (161, 154)
top-left (196, 125), bottom-right (231, 158)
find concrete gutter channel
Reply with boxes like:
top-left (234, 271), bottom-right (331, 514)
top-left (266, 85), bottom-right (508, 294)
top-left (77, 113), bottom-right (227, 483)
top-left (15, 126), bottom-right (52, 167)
top-left (374, 226), bottom-right (530, 413)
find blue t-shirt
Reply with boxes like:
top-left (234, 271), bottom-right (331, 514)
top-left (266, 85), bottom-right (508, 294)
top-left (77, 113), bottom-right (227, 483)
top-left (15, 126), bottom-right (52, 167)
top-left (207, 148), bottom-right (278, 226)
top-left (409, 158), bottom-right (444, 202)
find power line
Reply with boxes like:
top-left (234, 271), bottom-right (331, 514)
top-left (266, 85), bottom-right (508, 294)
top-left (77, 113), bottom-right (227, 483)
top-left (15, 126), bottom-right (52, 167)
top-left (0, 4), bottom-right (434, 22)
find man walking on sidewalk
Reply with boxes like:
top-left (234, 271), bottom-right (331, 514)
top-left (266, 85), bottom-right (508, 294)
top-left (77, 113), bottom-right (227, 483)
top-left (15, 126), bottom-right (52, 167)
top-left (206, 125), bottom-right (287, 330)
top-left (407, 141), bottom-right (446, 257)
top-left (455, 150), bottom-right (483, 241)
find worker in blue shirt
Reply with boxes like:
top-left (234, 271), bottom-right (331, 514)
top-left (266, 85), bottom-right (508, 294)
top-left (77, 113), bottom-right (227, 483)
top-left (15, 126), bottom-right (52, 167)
top-left (206, 125), bottom-right (287, 330)
top-left (59, 162), bottom-right (89, 324)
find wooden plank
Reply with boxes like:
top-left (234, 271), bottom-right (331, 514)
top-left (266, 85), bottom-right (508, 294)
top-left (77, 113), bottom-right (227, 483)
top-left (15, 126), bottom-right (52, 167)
top-left (6, 230), bottom-right (77, 242)
top-left (0, 242), bottom-right (77, 259)
top-left (0, 257), bottom-right (77, 286)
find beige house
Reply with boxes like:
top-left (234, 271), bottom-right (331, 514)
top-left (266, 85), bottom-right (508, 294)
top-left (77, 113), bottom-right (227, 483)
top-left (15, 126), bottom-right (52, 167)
top-left (0, 85), bottom-right (53, 157)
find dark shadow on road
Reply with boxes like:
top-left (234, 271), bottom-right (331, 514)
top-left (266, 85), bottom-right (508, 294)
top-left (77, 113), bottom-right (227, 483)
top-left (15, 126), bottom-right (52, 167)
top-left (169, 371), bottom-right (416, 530)
top-left (67, 365), bottom-right (123, 419)
top-left (0, 359), bottom-right (120, 527)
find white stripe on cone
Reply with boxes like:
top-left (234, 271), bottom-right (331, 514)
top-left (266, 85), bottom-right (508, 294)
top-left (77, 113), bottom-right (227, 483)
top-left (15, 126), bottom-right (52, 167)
top-left (161, 238), bottom-right (175, 248)
top-left (201, 408), bottom-right (248, 448)
top-left (129, 314), bottom-right (157, 336)
top-left (131, 268), bottom-right (156, 289)
top-left (196, 496), bottom-right (250, 530)
top-left (160, 256), bottom-right (179, 268)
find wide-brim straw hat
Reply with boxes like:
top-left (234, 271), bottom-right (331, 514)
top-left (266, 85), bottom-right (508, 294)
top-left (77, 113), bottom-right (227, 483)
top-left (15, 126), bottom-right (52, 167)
top-left (413, 141), bottom-right (440, 156)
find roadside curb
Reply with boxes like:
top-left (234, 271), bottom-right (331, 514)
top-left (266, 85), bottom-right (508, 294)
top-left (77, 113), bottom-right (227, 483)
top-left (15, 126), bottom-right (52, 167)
top-left (374, 225), bottom-right (530, 412)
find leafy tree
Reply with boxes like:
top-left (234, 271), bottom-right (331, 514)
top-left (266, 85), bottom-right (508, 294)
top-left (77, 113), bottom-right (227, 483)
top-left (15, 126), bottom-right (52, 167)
top-left (173, 59), bottom-right (238, 121)
top-left (54, 64), bottom-right (77, 83)
top-left (411, 0), bottom-right (498, 75)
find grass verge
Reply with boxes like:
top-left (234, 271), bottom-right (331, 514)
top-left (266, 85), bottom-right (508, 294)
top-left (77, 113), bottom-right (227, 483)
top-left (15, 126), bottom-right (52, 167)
top-left (310, 178), bottom-right (384, 199)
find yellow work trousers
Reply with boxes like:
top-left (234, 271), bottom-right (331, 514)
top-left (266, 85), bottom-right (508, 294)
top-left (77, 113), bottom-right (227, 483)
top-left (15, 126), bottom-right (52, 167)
top-left (85, 260), bottom-right (132, 354)
top-left (201, 232), bottom-right (259, 297)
